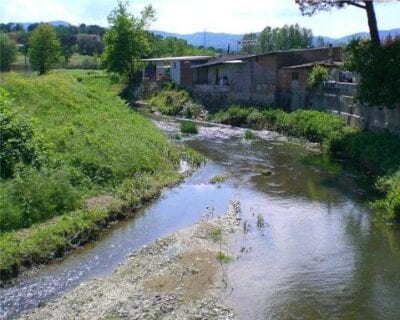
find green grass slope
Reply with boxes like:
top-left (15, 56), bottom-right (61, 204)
top-left (0, 70), bottom-right (184, 280)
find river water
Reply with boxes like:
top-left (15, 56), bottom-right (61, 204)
top-left (1, 115), bottom-right (399, 319)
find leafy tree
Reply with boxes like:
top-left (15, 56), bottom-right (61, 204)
top-left (295, 0), bottom-right (390, 46)
top-left (240, 33), bottom-right (258, 54)
top-left (344, 38), bottom-right (400, 108)
top-left (0, 33), bottom-right (17, 71)
top-left (27, 23), bottom-right (39, 32)
top-left (77, 34), bottom-right (103, 56)
top-left (242, 24), bottom-right (313, 54)
top-left (102, 1), bottom-right (155, 82)
top-left (55, 25), bottom-right (77, 64)
top-left (28, 24), bottom-right (61, 75)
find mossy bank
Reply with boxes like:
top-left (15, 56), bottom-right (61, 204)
top-left (0, 71), bottom-right (199, 282)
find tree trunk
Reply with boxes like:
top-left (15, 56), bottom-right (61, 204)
top-left (364, 1), bottom-right (380, 46)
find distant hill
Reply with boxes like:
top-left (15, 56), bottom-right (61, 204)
top-left (11, 21), bottom-right (71, 30)
top-left (152, 29), bottom-right (400, 51)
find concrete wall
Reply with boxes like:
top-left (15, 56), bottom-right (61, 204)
top-left (307, 83), bottom-right (400, 135)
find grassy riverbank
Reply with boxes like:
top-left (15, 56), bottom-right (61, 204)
top-left (0, 71), bottom-right (196, 281)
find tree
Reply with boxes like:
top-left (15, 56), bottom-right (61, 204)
top-left (28, 24), bottom-right (61, 75)
top-left (344, 38), bottom-right (400, 107)
top-left (102, 1), bottom-right (155, 82)
top-left (0, 33), bottom-right (17, 71)
top-left (295, 0), bottom-right (388, 46)
top-left (245, 24), bottom-right (313, 54)
top-left (55, 25), bottom-right (77, 64)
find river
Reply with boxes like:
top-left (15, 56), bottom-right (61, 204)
top-left (1, 115), bottom-right (399, 319)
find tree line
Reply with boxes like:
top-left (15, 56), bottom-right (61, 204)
top-left (0, 14), bottom-right (216, 73)
top-left (240, 24), bottom-right (314, 54)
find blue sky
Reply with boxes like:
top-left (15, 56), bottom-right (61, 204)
top-left (1, 0), bottom-right (399, 37)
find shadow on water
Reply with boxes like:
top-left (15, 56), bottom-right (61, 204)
top-left (2, 113), bottom-right (400, 320)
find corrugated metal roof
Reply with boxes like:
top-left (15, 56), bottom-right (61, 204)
top-left (141, 56), bottom-right (211, 62)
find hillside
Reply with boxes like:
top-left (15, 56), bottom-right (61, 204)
top-left (152, 29), bottom-right (400, 50)
top-left (0, 70), bottom-right (185, 280)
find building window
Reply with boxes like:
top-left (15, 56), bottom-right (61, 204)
top-left (292, 72), bottom-right (299, 81)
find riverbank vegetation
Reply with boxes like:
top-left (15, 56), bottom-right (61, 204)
top-left (210, 107), bottom-right (400, 222)
top-left (0, 70), bottom-right (197, 281)
top-left (146, 90), bottom-right (400, 222)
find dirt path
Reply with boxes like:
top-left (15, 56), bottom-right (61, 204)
top-left (18, 202), bottom-right (241, 320)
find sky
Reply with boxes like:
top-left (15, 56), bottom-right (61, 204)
top-left (1, 0), bottom-right (399, 37)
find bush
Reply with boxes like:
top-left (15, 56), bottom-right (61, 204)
top-left (246, 110), bottom-right (266, 129)
top-left (0, 88), bottom-right (40, 179)
top-left (0, 169), bottom-right (82, 231)
top-left (180, 120), bottom-right (198, 134)
top-left (0, 33), bottom-right (17, 71)
top-left (244, 129), bottom-right (256, 140)
top-left (308, 64), bottom-right (328, 89)
top-left (149, 89), bottom-right (190, 116)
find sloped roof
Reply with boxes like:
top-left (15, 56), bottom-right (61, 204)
top-left (191, 54), bottom-right (254, 68)
top-left (282, 60), bottom-right (343, 70)
top-left (141, 56), bottom-right (210, 62)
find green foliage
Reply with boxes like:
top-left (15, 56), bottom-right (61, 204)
top-left (28, 24), bottom-right (61, 75)
top-left (344, 38), bottom-right (400, 108)
top-left (0, 88), bottom-right (39, 179)
top-left (180, 120), bottom-right (198, 134)
top-left (147, 33), bottom-right (215, 57)
top-left (208, 227), bottom-right (222, 242)
top-left (102, 1), bottom-right (155, 80)
top-left (209, 175), bottom-right (226, 184)
top-left (209, 106), bottom-right (256, 126)
top-left (0, 168), bottom-right (81, 231)
top-left (246, 110), bottom-right (266, 129)
top-left (262, 109), bottom-right (346, 143)
top-left (0, 70), bottom-right (185, 279)
top-left (0, 32), bottom-right (17, 71)
top-left (373, 172), bottom-right (400, 222)
top-left (149, 88), bottom-right (190, 115)
top-left (216, 252), bottom-right (232, 263)
top-left (330, 130), bottom-right (400, 175)
top-left (308, 64), bottom-right (328, 88)
top-left (241, 24), bottom-right (313, 54)
top-left (244, 129), bottom-right (256, 140)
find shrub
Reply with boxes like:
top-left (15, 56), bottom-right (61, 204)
top-left (0, 88), bottom-right (40, 179)
top-left (209, 175), bottom-right (226, 184)
top-left (308, 64), bottom-right (328, 89)
top-left (246, 110), bottom-right (266, 129)
top-left (374, 171), bottom-right (400, 222)
top-left (0, 169), bottom-right (82, 231)
top-left (149, 89), bottom-right (190, 116)
top-left (244, 129), bottom-right (256, 140)
top-left (180, 120), bottom-right (198, 134)
top-left (0, 33), bottom-right (17, 71)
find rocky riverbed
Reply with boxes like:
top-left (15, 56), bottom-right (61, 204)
top-left (18, 201), bottom-right (241, 320)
